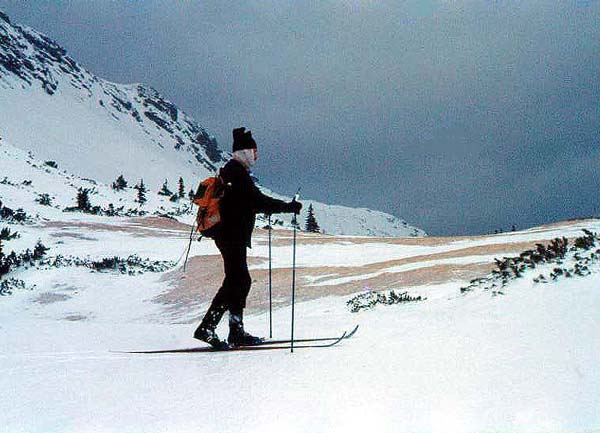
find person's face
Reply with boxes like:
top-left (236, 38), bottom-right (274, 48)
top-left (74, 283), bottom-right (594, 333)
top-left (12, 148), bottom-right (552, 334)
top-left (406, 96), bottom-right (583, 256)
top-left (252, 148), bottom-right (258, 163)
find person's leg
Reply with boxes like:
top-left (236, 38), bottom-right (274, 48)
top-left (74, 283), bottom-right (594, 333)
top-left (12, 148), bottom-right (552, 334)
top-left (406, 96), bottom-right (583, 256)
top-left (225, 250), bottom-right (262, 346)
top-left (213, 240), bottom-right (249, 309)
top-left (209, 242), bottom-right (261, 346)
top-left (193, 239), bottom-right (241, 349)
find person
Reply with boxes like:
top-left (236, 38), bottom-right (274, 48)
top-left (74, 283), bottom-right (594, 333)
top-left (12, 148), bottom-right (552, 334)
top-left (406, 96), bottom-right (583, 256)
top-left (194, 127), bottom-right (302, 349)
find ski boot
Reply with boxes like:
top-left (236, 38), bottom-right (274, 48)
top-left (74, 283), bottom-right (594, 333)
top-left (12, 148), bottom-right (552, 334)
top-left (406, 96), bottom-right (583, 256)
top-left (193, 302), bottom-right (229, 350)
top-left (227, 309), bottom-right (264, 347)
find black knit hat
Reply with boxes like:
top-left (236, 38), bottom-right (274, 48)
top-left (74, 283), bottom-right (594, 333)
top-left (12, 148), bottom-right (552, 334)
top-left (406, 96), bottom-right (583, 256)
top-left (232, 127), bottom-right (257, 152)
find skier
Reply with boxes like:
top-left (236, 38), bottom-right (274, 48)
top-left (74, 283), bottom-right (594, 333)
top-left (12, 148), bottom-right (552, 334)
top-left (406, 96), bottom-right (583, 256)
top-left (194, 127), bottom-right (302, 349)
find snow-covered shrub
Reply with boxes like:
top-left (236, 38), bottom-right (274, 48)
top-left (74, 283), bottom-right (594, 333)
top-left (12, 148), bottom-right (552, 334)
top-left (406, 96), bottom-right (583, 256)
top-left (35, 193), bottom-right (53, 206)
top-left (0, 239), bottom-right (8, 277)
top-left (124, 208), bottom-right (148, 217)
top-left (0, 278), bottom-right (30, 296)
top-left (32, 241), bottom-right (50, 260)
top-left (0, 227), bottom-right (19, 241)
top-left (153, 203), bottom-right (192, 219)
top-left (158, 179), bottom-right (173, 197)
top-left (105, 203), bottom-right (118, 216)
top-left (64, 188), bottom-right (108, 215)
top-left (0, 240), bottom-right (49, 289)
top-left (39, 254), bottom-right (174, 275)
top-left (347, 289), bottom-right (425, 313)
top-left (1, 177), bottom-right (17, 186)
top-left (461, 230), bottom-right (600, 294)
top-left (0, 201), bottom-right (30, 223)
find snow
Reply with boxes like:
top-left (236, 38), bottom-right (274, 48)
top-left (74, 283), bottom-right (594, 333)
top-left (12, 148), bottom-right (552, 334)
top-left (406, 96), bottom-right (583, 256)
top-left (2, 163), bottom-right (600, 432)
top-left (2, 265), bottom-right (600, 432)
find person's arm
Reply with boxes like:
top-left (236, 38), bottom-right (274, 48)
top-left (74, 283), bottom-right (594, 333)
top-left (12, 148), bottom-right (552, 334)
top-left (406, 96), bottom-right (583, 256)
top-left (225, 162), bottom-right (302, 215)
top-left (252, 184), bottom-right (301, 215)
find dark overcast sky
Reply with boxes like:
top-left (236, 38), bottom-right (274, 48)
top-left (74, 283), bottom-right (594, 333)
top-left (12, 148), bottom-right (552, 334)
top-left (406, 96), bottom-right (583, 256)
top-left (1, 1), bottom-right (599, 235)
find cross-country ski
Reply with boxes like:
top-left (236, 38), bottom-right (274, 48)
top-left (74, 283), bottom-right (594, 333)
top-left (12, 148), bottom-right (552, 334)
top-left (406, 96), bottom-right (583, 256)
top-left (116, 327), bottom-right (356, 354)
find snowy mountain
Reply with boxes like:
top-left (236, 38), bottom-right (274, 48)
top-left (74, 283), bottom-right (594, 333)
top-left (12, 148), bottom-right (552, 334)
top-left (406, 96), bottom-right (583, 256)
top-left (0, 10), bottom-right (424, 237)
top-left (0, 10), bottom-right (223, 187)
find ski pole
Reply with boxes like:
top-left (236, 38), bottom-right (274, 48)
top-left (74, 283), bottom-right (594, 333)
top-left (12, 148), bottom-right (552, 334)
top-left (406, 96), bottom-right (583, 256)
top-left (290, 187), bottom-right (301, 353)
top-left (268, 214), bottom-right (273, 339)
top-left (183, 221), bottom-right (198, 272)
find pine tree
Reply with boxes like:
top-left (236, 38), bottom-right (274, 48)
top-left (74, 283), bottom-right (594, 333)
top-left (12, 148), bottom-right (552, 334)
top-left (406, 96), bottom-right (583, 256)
top-left (76, 188), bottom-right (92, 211)
top-left (178, 177), bottom-right (185, 198)
top-left (134, 179), bottom-right (148, 205)
top-left (305, 203), bottom-right (321, 233)
top-left (188, 188), bottom-right (195, 201)
top-left (158, 179), bottom-right (173, 196)
top-left (112, 174), bottom-right (128, 190)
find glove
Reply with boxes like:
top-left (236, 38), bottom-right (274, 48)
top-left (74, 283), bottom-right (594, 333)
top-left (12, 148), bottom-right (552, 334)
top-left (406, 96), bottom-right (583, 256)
top-left (288, 200), bottom-right (302, 214)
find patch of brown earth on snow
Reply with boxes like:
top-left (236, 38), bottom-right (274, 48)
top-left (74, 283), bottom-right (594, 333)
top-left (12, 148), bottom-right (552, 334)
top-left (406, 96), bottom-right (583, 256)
top-left (156, 255), bottom-right (265, 322)
top-left (155, 239), bottom-right (539, 321)
top-left (63, 314), bottom-right (89, 321)
top-left (158, 258), bottom-right (495, 322)
top-left (246, 262), bottom-right (496, 310)
top-left (253, 218), bottom-right (600, 247)
top-left (44, 217), bottom-right (191, 238)
top-left (130, 216), bottom-right (191, 232)
top-left (252, 229), bottom-right (465, 247)
top-left (33, 292), bottom-right (72, 304)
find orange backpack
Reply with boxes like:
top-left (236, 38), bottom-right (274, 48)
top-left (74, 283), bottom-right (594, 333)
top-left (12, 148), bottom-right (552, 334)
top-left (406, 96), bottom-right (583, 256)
top-left (193, 173), bottom-right (225, 235)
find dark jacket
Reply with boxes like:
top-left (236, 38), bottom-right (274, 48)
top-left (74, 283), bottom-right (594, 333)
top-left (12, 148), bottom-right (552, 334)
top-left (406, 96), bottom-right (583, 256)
top-left (216, 158), bottom-right (291, 248)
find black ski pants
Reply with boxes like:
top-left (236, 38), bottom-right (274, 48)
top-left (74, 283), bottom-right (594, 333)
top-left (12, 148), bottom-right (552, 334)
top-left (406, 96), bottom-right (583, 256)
top-left (210, 238), bottom-right (251, 313)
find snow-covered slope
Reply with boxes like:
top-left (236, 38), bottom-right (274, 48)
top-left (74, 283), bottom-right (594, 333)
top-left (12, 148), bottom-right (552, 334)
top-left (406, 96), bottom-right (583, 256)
top-left (1, 195), bottom-right (599, 431)
top-left (0, 138), bottom-right (424, 238)
top-left (0, 10), bottom-right (424, 237)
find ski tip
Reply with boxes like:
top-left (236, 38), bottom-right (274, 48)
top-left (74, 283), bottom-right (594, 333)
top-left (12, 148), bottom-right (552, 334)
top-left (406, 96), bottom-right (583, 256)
top-left (346, 325), bottom-right (359, 339)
